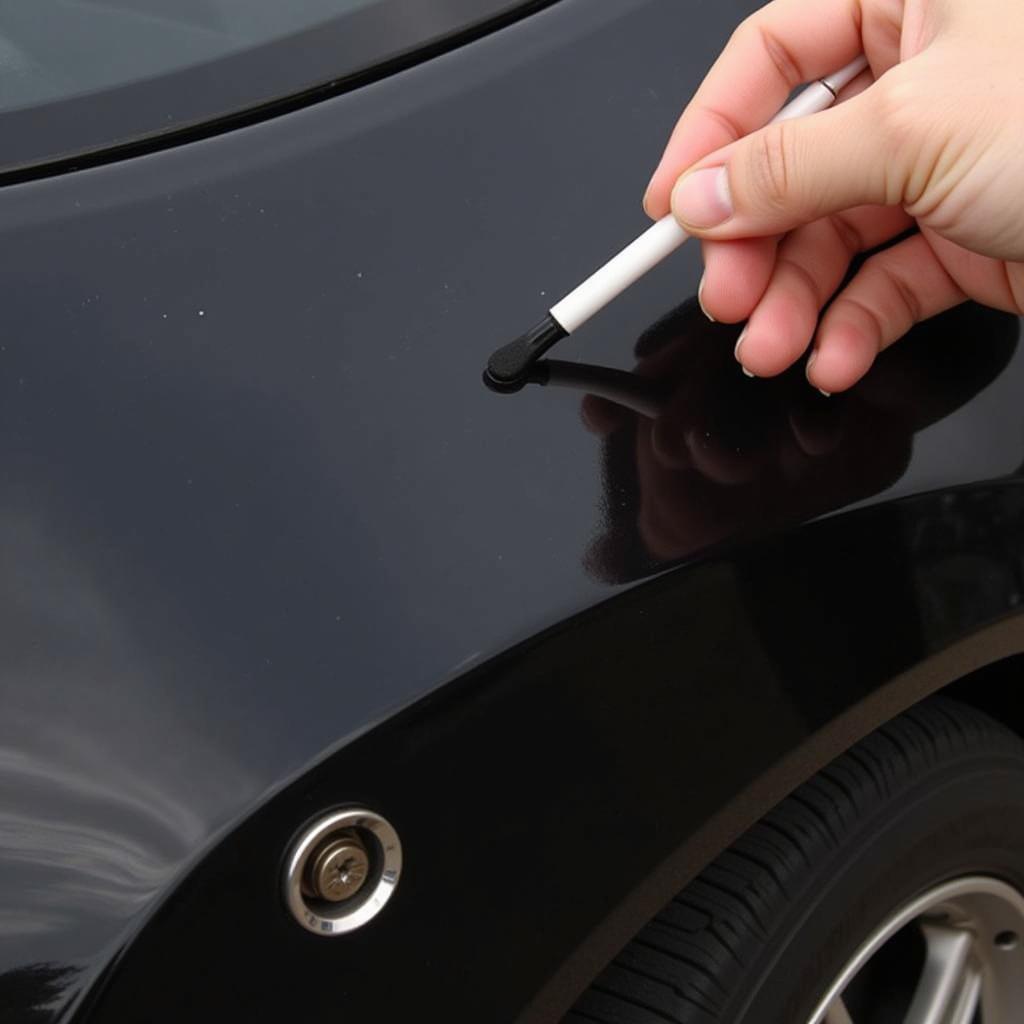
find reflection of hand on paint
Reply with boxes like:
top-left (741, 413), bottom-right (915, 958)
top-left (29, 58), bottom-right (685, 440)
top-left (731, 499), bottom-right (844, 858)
top-left (580, 300), bottom-right (1018, 583)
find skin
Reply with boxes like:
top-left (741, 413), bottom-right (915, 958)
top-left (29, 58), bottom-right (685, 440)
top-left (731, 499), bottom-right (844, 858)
top-left (643, 0), bottom-right (1024, 393)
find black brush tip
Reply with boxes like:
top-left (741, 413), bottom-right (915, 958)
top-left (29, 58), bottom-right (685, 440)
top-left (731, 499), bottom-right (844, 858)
top-left (483, 314), bottom-right (567, 392)
top-left (482, 368), bottom-right (528, 393)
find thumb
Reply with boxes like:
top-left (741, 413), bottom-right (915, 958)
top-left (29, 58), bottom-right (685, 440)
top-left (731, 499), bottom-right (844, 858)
top-left (670, 90), bottom-right (894, 239)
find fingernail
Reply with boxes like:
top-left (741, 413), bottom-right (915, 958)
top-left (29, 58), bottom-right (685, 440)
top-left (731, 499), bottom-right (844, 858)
top-left (734, 326), bottom-right (748, 362)
top-left (672, 167), bottom-right (733, 229)
top-left (642, 171), bottom-right (659, 218)
top-left (697, 275), bottom-right (715, 322)
top-left (742, 367), bottom-right (755, 378)
top-left (806, 351), bottom-right (830, 395)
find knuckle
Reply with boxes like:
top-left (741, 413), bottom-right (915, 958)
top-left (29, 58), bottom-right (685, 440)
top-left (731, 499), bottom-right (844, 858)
top-left (694, 104), bottom-right (745, 145)
top-left (732, 15), bottom-right (805, 89)
top-left (828, 213), bottom-right (864, 256)
top-left (750, 123), bottom-right (795, 210)
top-left (777, 255), bottom-right (824, 307)
top-left (865, 71), bottom-right (929, 205)
top-left (860, 253), bottom-right (923, 329)
top-left (887, 269), bottom-right (925, 326)
top-left (757, 25), bottom-right (804, 90)
top-left (872, 71), bottom-right (924, 151)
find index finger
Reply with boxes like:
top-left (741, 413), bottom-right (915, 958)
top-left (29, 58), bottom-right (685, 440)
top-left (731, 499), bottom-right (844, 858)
top-left (643, 0), bottom-right (865, 218)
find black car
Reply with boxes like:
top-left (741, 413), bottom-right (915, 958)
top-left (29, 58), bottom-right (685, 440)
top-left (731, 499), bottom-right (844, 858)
top-left (2, 1), bottom-right (1024, 1022)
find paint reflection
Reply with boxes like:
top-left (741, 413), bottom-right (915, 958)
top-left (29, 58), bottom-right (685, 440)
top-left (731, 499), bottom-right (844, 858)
top-left (0, 963), bottom-right (78, 1023)
top-left (536, 300), bottom-right (1018, 582)
top-left (0, 507), bottom-right (259, 976)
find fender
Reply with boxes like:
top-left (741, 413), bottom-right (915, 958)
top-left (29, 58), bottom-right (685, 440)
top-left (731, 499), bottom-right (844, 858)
top-left (79, 481), bottom-right (1024, 1023)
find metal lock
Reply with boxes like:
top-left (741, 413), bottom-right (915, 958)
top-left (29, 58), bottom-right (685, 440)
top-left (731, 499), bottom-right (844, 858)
top-left (283, 808), bottom-right (401, 935)
top-left (304, 832), bottom-right (370, 902)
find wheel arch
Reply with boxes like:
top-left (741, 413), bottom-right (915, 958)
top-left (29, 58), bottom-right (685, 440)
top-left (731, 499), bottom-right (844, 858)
top-left (524, 613), bottom-right (1024, 1022)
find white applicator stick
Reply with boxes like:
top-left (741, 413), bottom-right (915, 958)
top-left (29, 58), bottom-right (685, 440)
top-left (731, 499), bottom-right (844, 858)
top-left (485, 55), bottom-right (869, 391)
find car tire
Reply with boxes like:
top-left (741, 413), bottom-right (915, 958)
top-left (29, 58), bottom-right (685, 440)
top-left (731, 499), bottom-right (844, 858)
top-left (565, 696), bottom-right (1024, 1023)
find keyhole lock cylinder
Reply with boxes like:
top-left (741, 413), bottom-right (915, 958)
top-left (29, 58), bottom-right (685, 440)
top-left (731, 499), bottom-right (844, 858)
top-left (304, 832), bottom-right (370, 902)
top-left (283, 808), bottom-right (402, 935)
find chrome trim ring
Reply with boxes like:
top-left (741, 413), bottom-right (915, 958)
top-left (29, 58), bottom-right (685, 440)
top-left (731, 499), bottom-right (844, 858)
top-left (283, 808), bottom-right (402, 935)
top-left (807, 876), bottom-right (1024, 1023)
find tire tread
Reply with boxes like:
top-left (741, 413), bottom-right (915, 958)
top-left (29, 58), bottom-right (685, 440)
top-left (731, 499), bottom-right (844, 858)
top-left (564, 698), bottom-right (1023, 1024)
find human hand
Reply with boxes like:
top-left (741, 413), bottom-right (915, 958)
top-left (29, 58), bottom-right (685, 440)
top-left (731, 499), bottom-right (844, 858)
top-left (644, 0), bottom-right (1024, 393)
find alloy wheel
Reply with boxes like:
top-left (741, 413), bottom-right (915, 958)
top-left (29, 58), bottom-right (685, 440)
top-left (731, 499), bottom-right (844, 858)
top-left (809, 876), bottom-right (1024, 1023)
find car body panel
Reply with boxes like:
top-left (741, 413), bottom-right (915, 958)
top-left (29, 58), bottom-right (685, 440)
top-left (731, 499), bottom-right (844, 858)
top-left (0, 0), bottom-right (1021, 1020)
top-left (72, 482), bottom-right (1024, 1024)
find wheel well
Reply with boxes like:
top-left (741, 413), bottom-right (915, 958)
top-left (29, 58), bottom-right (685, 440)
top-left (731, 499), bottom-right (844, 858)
top-left (938, 652), bottom-right (1024, 738)
top-left (529, 643), bottom-right (1024, 1023)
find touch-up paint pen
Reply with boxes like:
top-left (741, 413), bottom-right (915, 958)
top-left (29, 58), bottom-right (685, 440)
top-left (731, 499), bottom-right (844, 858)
top-left (484, 55), bottom-right (869, 392)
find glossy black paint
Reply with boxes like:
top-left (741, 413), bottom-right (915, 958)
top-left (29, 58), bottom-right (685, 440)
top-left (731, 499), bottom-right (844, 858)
top-left (80, 477), bottom-right (1024, 1024)
top-left (0, 0), bottom-right (1020, 1020)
